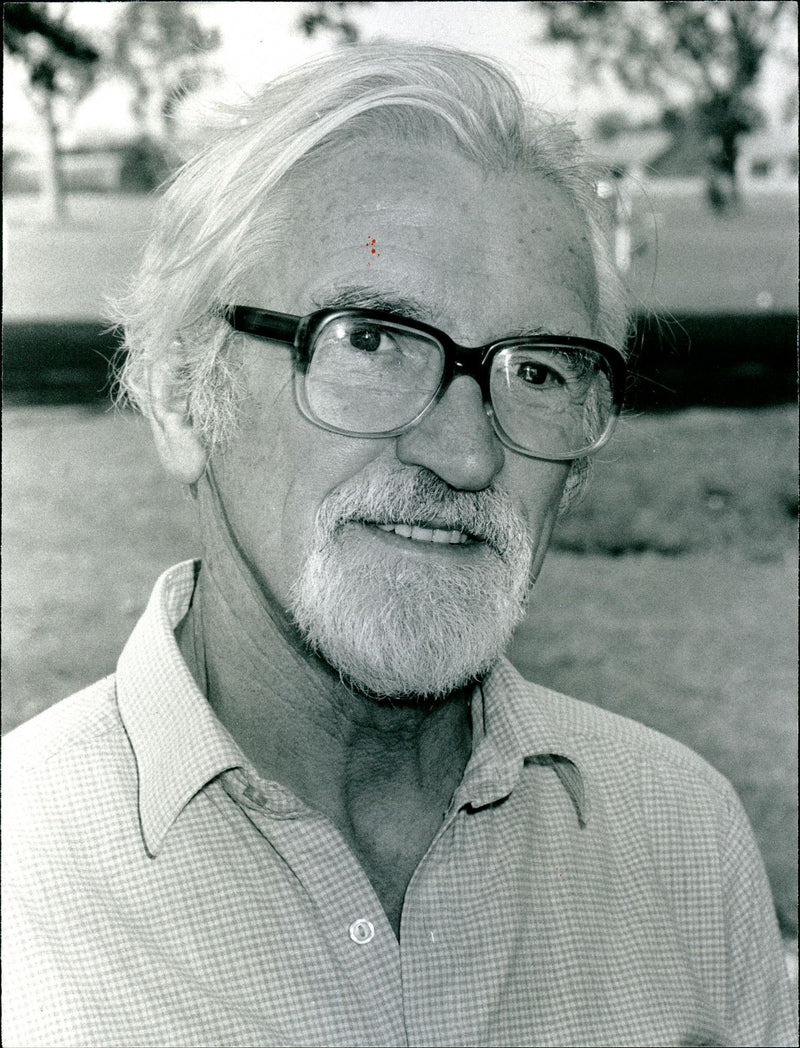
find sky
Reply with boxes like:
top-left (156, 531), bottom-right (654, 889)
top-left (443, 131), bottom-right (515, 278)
top-left (4, 1), bottom-right (795, 151)
top-left (197, 2), bottom-right (606, 120)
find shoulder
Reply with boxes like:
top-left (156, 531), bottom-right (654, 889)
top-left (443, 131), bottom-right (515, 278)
top-left (3, 675), bottom-right (123, 772)
top-left (499, 663), bottom-right (763, 915)
top-left (500, 667), bottom-right (798, 1046)
top-left (497, 660), bottom-right (739, 816)
top-left (2, 678), bottom-right (137, 846)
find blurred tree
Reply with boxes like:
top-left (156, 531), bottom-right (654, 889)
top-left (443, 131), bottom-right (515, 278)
top-left (108, 0), bottom-right (220, 178)
top-left (536, 0), bottom-right (795, 210)
top-left (297, 2), bottom-right (372, 44)
top-left (3, 2), bottom-right (100, 222)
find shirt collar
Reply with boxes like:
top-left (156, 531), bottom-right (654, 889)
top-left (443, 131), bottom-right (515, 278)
top-left (457, 659), bottom-right (590, 827)
top-left (116, 560), bottom-right (245, 857)
top-left (117, 561), bottom-right (589, 855)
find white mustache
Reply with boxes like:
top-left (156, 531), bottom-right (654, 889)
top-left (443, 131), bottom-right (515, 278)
top-left (314, 462), bottom-right (529, 559)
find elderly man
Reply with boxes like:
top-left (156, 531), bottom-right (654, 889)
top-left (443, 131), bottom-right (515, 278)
top-left (3, 44), bottom-right (796, 1048)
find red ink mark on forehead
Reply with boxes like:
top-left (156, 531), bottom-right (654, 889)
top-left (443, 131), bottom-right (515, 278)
top-left (365, 236), bottom-right (379, 265)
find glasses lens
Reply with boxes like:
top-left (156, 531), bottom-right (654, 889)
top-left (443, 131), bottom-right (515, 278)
top-left (305, 316), bottom-right (445, 432)
top-left (490, 344), bottom-right (616, 458)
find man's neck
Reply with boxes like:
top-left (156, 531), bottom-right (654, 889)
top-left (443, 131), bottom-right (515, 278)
top-left (181, 556), bottom-right (473, 811)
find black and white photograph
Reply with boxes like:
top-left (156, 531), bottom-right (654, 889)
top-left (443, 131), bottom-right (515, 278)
top-left (3, 2), bottom-right (798, 1045)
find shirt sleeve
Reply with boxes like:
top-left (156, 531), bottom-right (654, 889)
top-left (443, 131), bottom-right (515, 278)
top-left (718, 784), bottom-right (798, 1046)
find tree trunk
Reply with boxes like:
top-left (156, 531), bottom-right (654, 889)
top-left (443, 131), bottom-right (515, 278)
top-left (39, 90), bottom-right (69, 224)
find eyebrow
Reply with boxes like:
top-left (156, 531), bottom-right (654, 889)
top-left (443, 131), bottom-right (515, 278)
top-left (310, 284), bottom-right (561, 343)
top-left (310, 284), bottom-right (441, 326)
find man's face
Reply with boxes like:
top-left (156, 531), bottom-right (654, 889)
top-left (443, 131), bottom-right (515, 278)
top-left (208, 141), bottom-right (599, 697)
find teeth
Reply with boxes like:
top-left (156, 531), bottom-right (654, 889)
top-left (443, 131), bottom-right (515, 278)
top-left (371, 522), bottom-right (471, 545)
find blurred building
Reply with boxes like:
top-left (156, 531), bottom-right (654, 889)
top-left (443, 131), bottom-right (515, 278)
top-left (737, 127), bottom-right (799, 191)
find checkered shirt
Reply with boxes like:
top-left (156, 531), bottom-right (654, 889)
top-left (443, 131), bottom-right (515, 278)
top-left (3, 561), bottom-right (796, 1047)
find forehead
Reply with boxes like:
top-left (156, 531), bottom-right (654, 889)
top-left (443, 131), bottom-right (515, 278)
top-left (247, 142), bottom-right (598, 341)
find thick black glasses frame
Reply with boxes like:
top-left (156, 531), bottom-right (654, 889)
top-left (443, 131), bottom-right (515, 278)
top-left (225, 305), bottom-right (627, 458)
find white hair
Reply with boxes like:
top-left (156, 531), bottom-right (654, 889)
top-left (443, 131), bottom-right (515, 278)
top-left (110, 42), bottom-right (630, 470)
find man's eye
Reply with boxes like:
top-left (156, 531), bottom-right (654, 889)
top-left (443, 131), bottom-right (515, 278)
top-left (516, 362), bottom-right (563, 386)
top-left (349, 327), bottom-right (383, 352)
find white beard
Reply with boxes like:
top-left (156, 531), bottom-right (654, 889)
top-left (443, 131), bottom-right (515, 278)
top-left (288, 462), bottom-right (535, 700)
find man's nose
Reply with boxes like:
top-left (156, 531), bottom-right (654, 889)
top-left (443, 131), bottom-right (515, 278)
top-left (395, 375), bottom-right (505, 490)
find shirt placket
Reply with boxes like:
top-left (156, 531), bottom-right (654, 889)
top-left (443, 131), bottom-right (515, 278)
top-left (397, 731), bottom-right (521, 1047)
top-left (224, 772), bottom-right (408, 1046)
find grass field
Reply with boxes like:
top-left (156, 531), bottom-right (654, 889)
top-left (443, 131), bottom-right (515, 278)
top-left (2, 403), bottom-right (796, 940)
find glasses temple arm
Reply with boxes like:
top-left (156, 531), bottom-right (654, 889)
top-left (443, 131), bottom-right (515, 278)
top-left (228, 306), bottom-right (301, 343)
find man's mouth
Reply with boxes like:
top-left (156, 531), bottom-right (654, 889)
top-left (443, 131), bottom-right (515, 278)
top-left (368, 522), bottom-right (479, 545)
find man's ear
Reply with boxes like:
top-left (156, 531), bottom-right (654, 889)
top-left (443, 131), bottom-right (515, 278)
top-left (146, 354), bottom-right (208, 485)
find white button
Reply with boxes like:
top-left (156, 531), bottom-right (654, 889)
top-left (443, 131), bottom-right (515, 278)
top-left (349, 918), bottom-right (375, 945)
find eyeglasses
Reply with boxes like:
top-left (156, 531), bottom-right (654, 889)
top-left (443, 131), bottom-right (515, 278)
top-left (225, 305), bottom-right (627, 461)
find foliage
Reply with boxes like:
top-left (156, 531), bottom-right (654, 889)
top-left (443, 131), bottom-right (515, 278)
top-left (3, 3), bottom-right (99, 88)
top-left (108, 2), bottom-right (221, 143)
top-left (537, 1), bottom-right (796, 204)
top-left (297, 2), bottom-right (372, 44)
